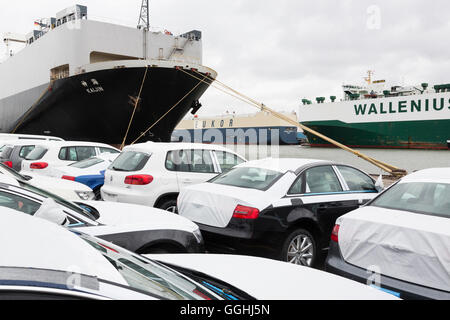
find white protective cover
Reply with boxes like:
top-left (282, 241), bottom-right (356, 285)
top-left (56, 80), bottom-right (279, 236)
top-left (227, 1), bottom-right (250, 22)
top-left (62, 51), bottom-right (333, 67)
top-left (338, 206), bottom-right (450, 293)
top-left (147, 254), bottom-right (399, 300)
top-left (178, 172), bottom-right (297, 228)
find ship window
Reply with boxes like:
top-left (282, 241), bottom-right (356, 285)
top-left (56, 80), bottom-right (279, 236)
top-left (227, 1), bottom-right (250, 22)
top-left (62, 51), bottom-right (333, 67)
top-left (50, 64), bottom-right (69, 81)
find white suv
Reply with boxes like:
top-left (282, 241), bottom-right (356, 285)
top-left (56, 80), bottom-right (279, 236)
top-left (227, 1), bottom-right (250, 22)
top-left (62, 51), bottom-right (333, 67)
top-left (21, 141), bottom-right (120, 177)
top-left (101, 142), bottom-right (246, 212)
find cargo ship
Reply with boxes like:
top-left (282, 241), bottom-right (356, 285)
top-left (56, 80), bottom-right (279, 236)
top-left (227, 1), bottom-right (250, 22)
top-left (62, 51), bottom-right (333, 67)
top-left (299, 71), bottom-right (450, 150)
top-left (0, 4), bottom-right (217, 145)
top-left (172, 111), bottom-right (306, 145)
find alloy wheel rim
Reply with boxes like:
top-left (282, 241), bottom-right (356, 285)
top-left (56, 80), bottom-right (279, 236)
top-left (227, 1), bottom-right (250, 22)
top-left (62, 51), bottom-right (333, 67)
top-left (287, 234), bottom-right (314, 266)
top-left (166, 206), bottom-right (178, 213)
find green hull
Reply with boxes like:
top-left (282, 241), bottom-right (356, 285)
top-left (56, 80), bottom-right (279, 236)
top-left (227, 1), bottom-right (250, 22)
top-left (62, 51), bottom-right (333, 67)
top-left (302, 119), bottom-right (450, 149)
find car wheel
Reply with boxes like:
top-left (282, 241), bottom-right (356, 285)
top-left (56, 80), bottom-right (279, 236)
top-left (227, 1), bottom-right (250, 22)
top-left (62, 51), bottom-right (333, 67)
top-left (93, 187), bottom-right (102, 200)
top-left (281, 228), bottom-right (317, 267)
top-left (158, 199), bottom-right (178, 214)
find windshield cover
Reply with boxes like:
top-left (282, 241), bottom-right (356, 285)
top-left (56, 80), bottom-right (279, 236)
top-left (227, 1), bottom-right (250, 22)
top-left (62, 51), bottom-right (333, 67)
top-left (210, 167), bottom-right (283, 190)
top-left (371, 182), bottom-right (450, 218)
top-left (79, 234), bottom-right (219, 300)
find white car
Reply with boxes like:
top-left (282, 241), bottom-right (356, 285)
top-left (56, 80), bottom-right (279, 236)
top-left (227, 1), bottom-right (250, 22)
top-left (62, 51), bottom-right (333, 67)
top-left (0, 208), bottom-right (398, 300)
top-left (178, 158), bottom-right (382, 266)
top-left (0, 162), bottom-right (94, 201)
top-left (0, 181), bottom-right (204, 254)
top-left (326, 168), bottom-right (450, 300)
top-left (101, 142), bottom-right (246, 212)
top-left (21, 141), bottom-right (120, 177)
top-left (52, 153), bottom-right (119, 199)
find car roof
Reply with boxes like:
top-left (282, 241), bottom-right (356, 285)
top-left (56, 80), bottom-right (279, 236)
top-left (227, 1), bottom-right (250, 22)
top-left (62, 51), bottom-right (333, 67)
top-left (0, 134), bottom-right (64, 141)
top-left (124, 142), bottom-right (237, 153)
top-left (236, 158), bottom-right (333, 173)
top-left (0, 139), bottom-right (51, 147)
top-left (31, 141), bottom-right (119, 149)
top-left (0, 208), bottom-right (126, 285)
top-left (401, 168), bottom-right (450, 183)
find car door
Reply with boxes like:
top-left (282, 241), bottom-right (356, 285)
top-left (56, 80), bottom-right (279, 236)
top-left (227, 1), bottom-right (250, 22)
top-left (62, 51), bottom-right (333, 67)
top-left (287, 165), bottom-right (363, 240)
top-left (173, 149), bottom-right (219, 189)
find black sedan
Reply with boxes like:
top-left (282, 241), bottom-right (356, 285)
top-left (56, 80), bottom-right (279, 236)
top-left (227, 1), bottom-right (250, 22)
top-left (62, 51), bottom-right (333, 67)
top-left (178, 158), bottom-right (382, 267)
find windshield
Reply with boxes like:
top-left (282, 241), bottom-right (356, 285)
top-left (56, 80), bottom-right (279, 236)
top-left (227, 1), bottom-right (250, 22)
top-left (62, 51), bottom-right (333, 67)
top-left (370, 182), bottom-right (450, 218)
top-left (25, 146), bottom-right (48, 161)
top-left (70, 157), bottom-right (104, 169)
top-left (210, 167), bottom-right (283, 190)
top-left (18, 181), bottom-right (97, 221)
top-left (79, 234), bottom-right (218, 300)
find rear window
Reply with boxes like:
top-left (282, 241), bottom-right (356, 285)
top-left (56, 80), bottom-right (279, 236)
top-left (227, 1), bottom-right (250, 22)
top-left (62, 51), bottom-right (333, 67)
top-left (109, 151), bottom-right (150, 172)
top-left (371, 182), bottom-right (450, 218)
top-left (210, 167), bottom-right (283, 190)
top-left (25, 146), bottom-right (48, 161)
top-left (70, 157), bottom-right (104, 169)
top-left (19, 146), bottom-right (36, 158)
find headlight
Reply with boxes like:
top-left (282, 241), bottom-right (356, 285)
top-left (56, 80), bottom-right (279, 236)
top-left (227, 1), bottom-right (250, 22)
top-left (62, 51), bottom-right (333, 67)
top-left (76, 191), bottom-right (94, 200)
top-left (192, 227), bottom-right (203, 244)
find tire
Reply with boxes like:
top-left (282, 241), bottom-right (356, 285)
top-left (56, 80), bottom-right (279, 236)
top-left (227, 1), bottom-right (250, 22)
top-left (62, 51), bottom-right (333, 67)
top-left (93, 187), bottom-right (102, 200)
top-left (158, 199), bottom-right (178, 214)
top-left (280, 228), bottom-right (317, 267)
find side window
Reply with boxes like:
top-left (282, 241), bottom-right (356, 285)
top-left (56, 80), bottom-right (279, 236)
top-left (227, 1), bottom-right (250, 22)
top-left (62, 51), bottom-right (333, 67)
top-left (216, 151), bottom-right (245, 173)
top-left (166, 150), bottom-right (191, 172)
top-left (288, 175), bottom-right (304, 195)
top-left (304, 166), bottom-right (343, 194)
top-left (19, 146), bottom-right (35, 159)
top-left (191, 150), bottom-right (215, 173)
top-left (337, 166), bottom-right (376, 192)
top-left (68, 147), bottom-right (78, 161)
top-left (59, 148), bottom-right (67, 160)
top-left (0, 191), bottom-right (41, 215)
top-left (76, 147), bottom-right (96, 161)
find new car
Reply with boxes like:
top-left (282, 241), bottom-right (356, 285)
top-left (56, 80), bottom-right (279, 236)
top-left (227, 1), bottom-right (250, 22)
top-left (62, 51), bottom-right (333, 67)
top-left (52, 153), bottom-right (119, 199)
top-left (21, 141), bottom-right (120, 177)
top-left (178, 158), bottom-right (382, 267)
top-left (0, 163), bottom-right (95, 201)
top-left (0, 208), bottom-right (398, 300)
top-left (0, 181), bottom-right (204, 254)
top-left (325, 168), bottom-right (450, 300)
top-left (101, 142), bottom-right (246, 212)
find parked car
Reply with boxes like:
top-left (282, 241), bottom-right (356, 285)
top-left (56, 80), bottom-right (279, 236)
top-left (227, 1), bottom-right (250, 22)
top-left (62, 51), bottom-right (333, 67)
top-left (52, 153), bottom-right (119, 199)
top-left (0, 133), bottom-right (64, 142)
top-left (0, 139), bottom-right (58, 171)
top-left (0, 181), bottom-right (204, 254)
top-left (178, 158), bottom-right (383, 267)
top-left (0, 208), bottom-right (398, 300)
top-left (325, 168), bottom-right (450, 300)
top-left (101, 142), bottom-right (246, 212)
top-left (0, 163), bottom-right (95, 201)
top-left (21, 141), bottom-right (120, 176)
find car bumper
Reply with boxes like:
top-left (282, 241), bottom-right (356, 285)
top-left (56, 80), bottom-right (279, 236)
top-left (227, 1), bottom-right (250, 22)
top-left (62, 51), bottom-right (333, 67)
top-left (101, 186), bottom-right (157, 207)
top-left (325, 241), bottom-right (450, 300)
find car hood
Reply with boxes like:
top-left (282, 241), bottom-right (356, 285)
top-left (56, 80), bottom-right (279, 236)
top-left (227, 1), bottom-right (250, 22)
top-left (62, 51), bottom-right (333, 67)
top-left (78, 201), bottom-right (199, 236)
top-left (337, 206), bottom-right (450, 293)
top-left (146, 254), bottom-right (399, 300)
top-left (179, 172), bottom-right (296, 228)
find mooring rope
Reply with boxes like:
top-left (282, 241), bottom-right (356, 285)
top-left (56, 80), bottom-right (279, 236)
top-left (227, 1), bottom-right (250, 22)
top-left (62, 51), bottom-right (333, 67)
top-left (120, 66), bottom-right (149, 150)
top-left (180, 68), bottom-right (407, 176)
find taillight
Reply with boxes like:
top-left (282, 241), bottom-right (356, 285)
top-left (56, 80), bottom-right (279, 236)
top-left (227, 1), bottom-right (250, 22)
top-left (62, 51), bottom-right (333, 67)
top-left (124, 175), bottom-right (153, 185)
top-left (62, 176), bottom-right (76, 181)
top-left (30, 162), bottom-right (48, 169)
top-left (331, 224), bottom-right (340, 243)
top-left (2, 161), bottom-right (12, 168)
top-left (233, 205), bottom-right (260, 220)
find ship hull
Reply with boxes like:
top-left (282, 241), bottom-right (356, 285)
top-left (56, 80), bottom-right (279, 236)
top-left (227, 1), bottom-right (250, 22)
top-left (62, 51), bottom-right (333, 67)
top-left (172, 126), bottom-right (300, 145)
top-left (302, 119), bottom-right (450, 150)
top-left (4, 66), bottom-right (213, 145)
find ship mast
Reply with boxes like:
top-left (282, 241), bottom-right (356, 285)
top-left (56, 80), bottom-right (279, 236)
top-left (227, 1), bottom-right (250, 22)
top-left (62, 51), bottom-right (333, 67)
top-left (138, 0), bottom-right (150, 30)
top-left (137, 0), bottom-right (150, 59)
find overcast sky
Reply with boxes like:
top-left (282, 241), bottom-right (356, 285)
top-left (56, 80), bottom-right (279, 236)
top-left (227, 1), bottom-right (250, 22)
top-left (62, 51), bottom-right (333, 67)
top-left (1, 0), bottom-right (450, 117)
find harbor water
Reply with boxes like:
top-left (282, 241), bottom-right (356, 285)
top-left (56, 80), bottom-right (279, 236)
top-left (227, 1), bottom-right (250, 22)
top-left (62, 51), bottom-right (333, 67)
top-left (221, 144), bottom-right (450, 175)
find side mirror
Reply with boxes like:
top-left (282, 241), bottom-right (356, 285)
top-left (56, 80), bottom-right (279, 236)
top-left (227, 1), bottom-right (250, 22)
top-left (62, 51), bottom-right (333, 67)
top-left (375, 175), bottom-right (385, 192)
top-left (34, 198), bottom-right (69, 226)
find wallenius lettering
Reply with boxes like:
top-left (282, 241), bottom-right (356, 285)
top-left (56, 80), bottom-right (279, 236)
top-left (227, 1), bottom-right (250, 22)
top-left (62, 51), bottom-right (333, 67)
top-left (354, 98), bottom-right (450, 115)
